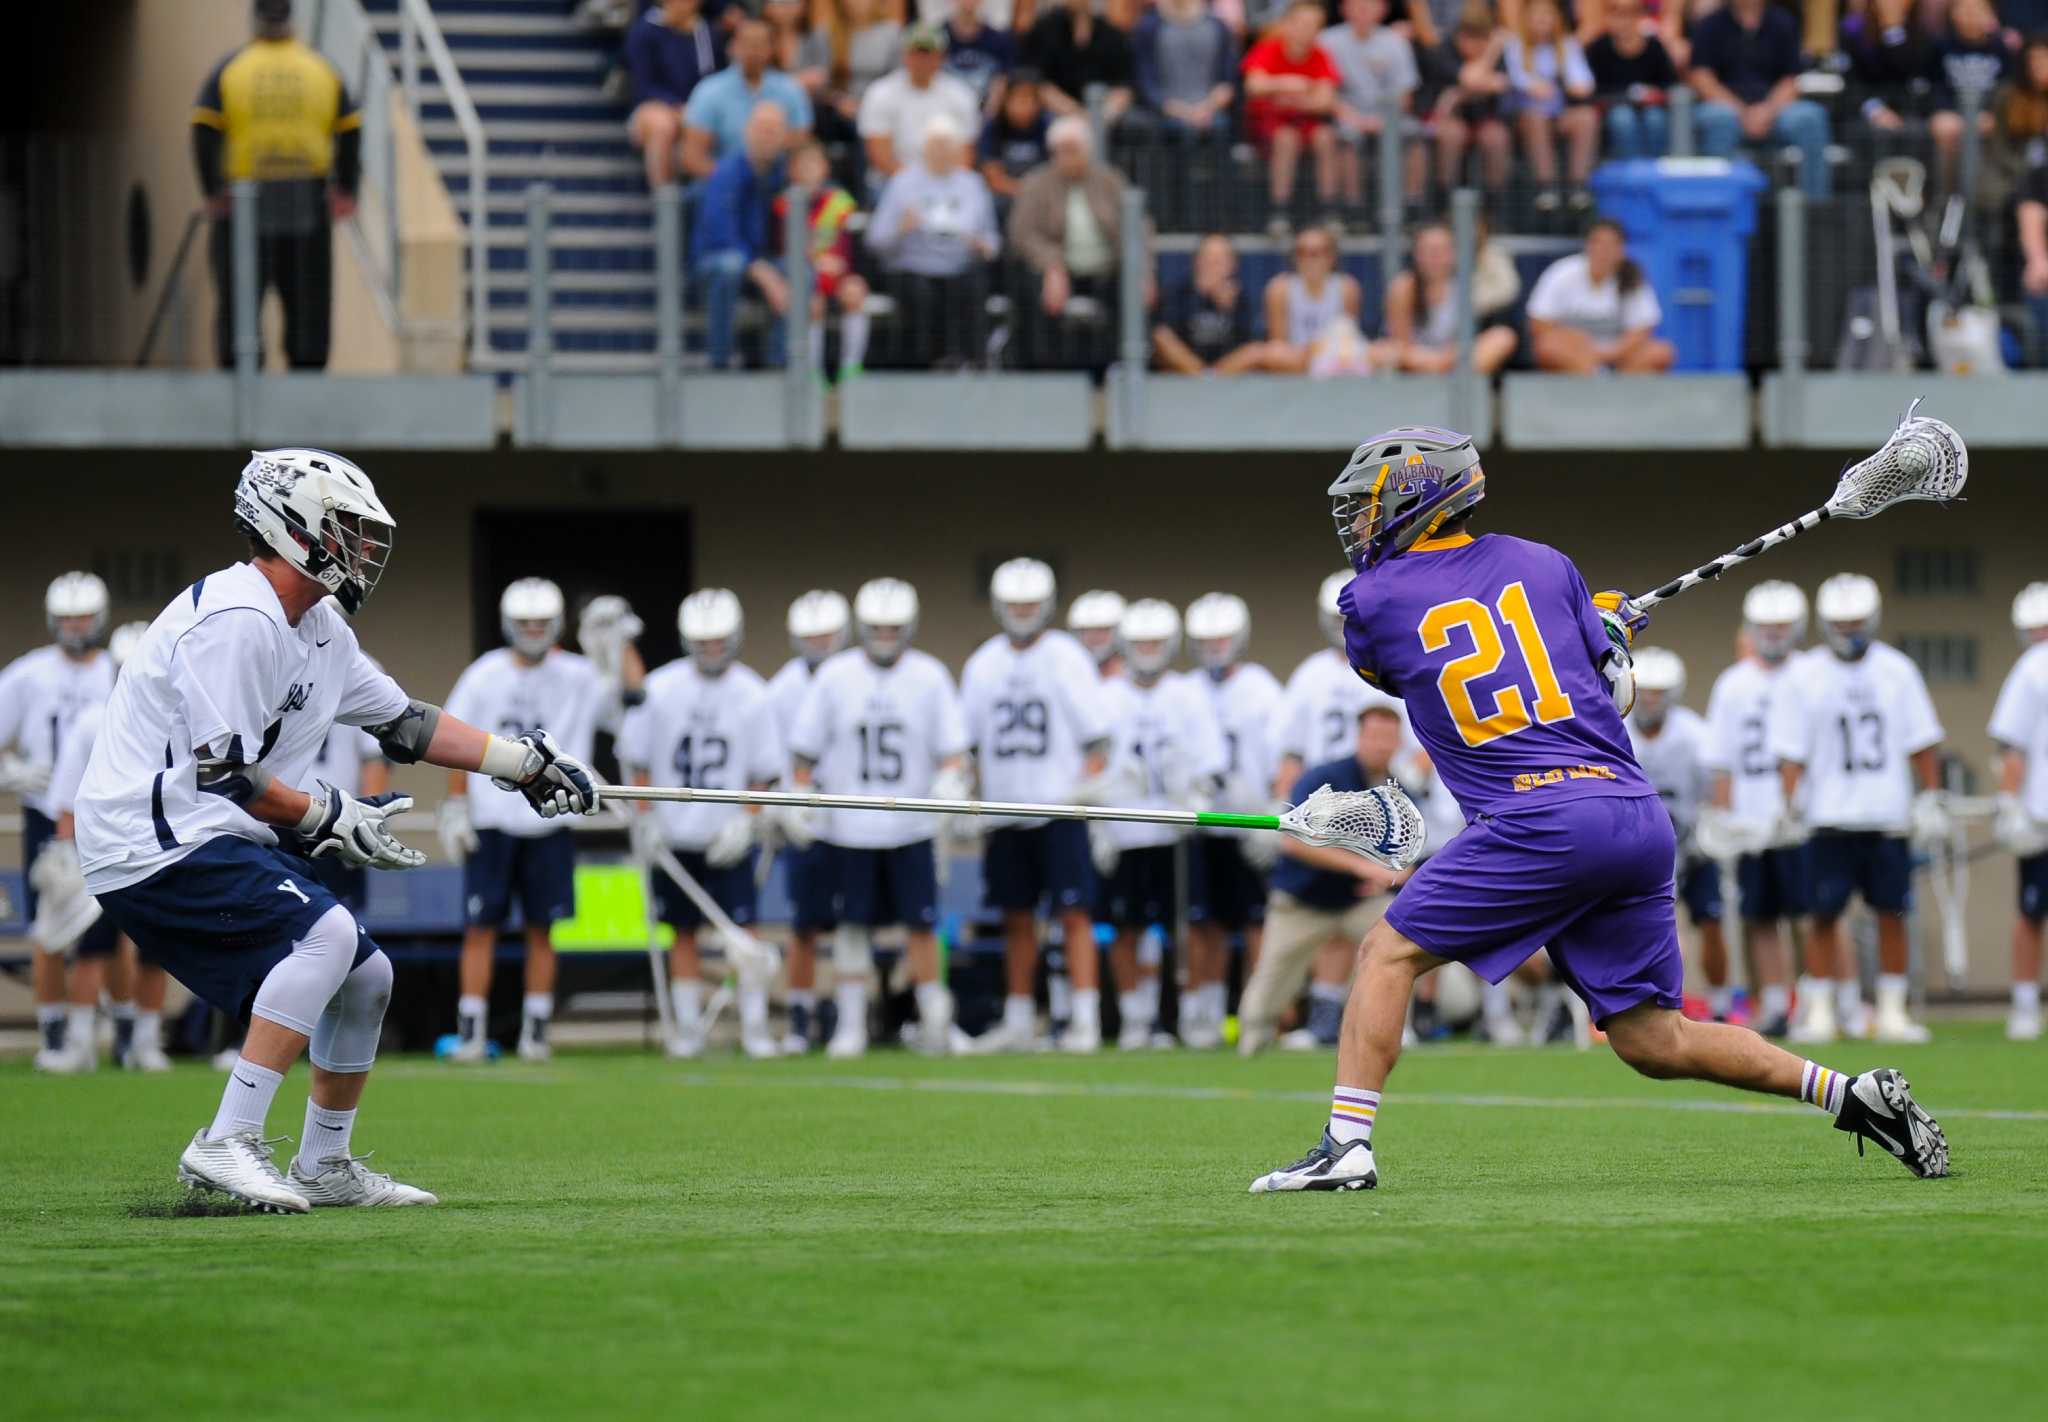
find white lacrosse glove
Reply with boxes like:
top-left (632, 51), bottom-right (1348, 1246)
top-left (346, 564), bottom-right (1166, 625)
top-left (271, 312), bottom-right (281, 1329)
top-left (29, 840), bottom-right (100, 952)
top-left (1768, 807), bottom-right (1808, 850)
top-left (1995, 793), bottom-right (2048, 856)
top-left (1693, 806), bottom-right (1748, 863)
top-left (491, 729), bottom-right (600, 818)
top-left (301, 784), bottom-right (425, 871)
top-left (1088, 821), bottom-right (1122, 877)
top-left (1070, 764), bottom-right (1131, 807)
top-left (627, 807), bottom-right (664, 866)
top-left (776, 801), bottom-right (825, 849)
top-left (578, 595), bottom-right (644, 683)
top-left (0, 750), bottom-right (51, 798)
top-left (1911, 788), bottom-right (1953, 847)
top-left (1240, 830), bottom-right (1280, 873)
top-left (705, 813), bottom-right (755, 869)
top-left (932, 764), bottom-right (972, 804)
top-left (437, 796), bottom-right (478, 862)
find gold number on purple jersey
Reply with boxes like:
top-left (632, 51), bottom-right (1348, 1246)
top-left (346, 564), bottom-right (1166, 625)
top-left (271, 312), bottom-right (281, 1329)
top-left (1418, 580), bottom-right (1577, 748)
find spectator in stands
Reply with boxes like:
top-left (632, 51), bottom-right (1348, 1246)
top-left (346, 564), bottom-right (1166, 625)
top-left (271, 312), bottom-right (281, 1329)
top-left (764, 0), bottom-right (809, 73)
top-left (1417, 6), bottom-right (1513, 199)
top-left (628, 0), bottom-right (725, 190)
top-left (1130, 0), bottom-right (1239, 141)
top-left (776, 137), bottom-right (874, 377)
top-left (2019, 160), bottom-right (2048, 363)
top-left (1994, 34), bottom-right (2048, 181)
top-left (1383, 219), bottom-right (1519, 372)
top-left (1262, 222), bottom-right (1381, 373)
top-left (1505, 0), bottom-right (1599, 213)
top-left (1587, 0), bottom-right (1680, 159)
top-left (979, 68), bottom-right (1053, 203)
top-left (692, 102), bottom-right (793, 368)
top-left (796, 0), bottom-right (902, 145)
top-left (1688, 0), bottom-right (1831, 200)
top-left (860, 25), bottom-right (983, 184)
top-left (1244, 0), bottom-right (1343, 233)
top-left (1006, 114), bottom-right (1147, 368)
top-left (684, 17), bottom-right (814, 177)
top-left (1028, 0), bottom-right (1136, 123)
top-left (1840, 0), bottom-right (1929, 137)
top-left (1322, 0), bottom-right (1424, 210)
top-left (867, 115), bottom-right (1002, 366)
top-left (946, 0), bottom-right (1019, 112)
top-left (1928, 0), bottom-right (2008, 191)
top-left (1527, 216), bottom-right (1674, 373)
top-left (1153, 232), bottom-right (1293, 372)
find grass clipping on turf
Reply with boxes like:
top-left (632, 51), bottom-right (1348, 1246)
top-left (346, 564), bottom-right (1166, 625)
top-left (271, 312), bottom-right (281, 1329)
top-left (127, 1191), bottom-right (278, 1219)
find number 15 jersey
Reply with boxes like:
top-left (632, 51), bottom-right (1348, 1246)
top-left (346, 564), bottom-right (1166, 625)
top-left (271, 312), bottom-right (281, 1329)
top-left (1339, 532), bottom-right (1650, 819)
top-left (788, 647), bottom-right (969, 849)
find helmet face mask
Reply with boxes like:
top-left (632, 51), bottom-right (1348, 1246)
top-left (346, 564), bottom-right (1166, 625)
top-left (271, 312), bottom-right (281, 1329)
top-left (855, 578), bottom-right (919, 667)
top-left (1118, 599), bottom-right (1181, 680)
top-left (1067, 589), bottom-right (1126, 667)
top-left (501, 578), bottom-right (565, 661)
top-left (990, 558), bottom-right (1056, 641)
top-left (787, 590), bottom-right (851, 667)
top-left (1815, 574), bottom-right (1881, 661)
top-left (1741, 580), bottom-right (1809, 664)
top-left (2013, 582), bottom-right (2048, 647)
top-left (1628, 647), bottom-right (1685, 730)
top-left (1327, 427), bottom-right (1485, 568)
top-left (46, 571), bottom-right (110, 654)
top-left (1184, 592), bottom-right (1248, 678)
top-left (680, 588), bottom-right (744, 675)
top-left (233, 449), bottom-right (395, 614)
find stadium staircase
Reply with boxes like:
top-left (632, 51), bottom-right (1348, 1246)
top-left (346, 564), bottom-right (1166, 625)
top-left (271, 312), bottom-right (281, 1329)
top-left (363, 0), bottom-right (658, 371)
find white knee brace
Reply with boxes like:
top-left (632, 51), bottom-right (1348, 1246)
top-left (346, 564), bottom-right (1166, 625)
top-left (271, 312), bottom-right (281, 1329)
top-left (310, 949), bottom-right (393, 1074)
top-left (832, 924), bottom-right (872, 977)
top-left (250, 904), bottom-right (362, 1037)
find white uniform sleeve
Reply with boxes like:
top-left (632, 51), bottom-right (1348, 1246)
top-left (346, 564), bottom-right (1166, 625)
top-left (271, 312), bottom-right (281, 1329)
top-left (617, 700), bottom-right (652, 773)
top-left (1989, 657), bottom-right (2042, 749)
top-left (0, 654), bottom-right (28, 751)
top-left (1896, 659), bottom-right (1944, 755)
top-left (563, 660), bottom-right (605, 760)
top-left (335, 645), bottom-right (409, 727)
top-left (960, 650), bottom-right (990, 755)
top-left (48, 713), bottom-right (96, 816)
top-left (787, 671), bottom-right (831, 764)
top-left (445, 659), bottom-right (486, 727)
top-left (1058, 640), bottom-right (1113, 747)
top-left (1181, 681), bottom-right (1230, 780)
top-left (170, 609), bottom-right (284, 760)
top-left (745, 684), bottom-right (787, 784)
top-left (930, 666), bottom-right (970, 761)
top-left (1765, 663), bottom-right (1811, 767)
top-left (1699, 675), bottom-right (1732, 772)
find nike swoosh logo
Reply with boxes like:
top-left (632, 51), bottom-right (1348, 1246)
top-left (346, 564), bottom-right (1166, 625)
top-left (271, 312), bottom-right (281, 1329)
top-left (1864, 1119), bottom-right (1908, 1158)
top-left (235, 1075), bottom-right (258, 1089)
top-left (316, 639), bottom-right (331, 647)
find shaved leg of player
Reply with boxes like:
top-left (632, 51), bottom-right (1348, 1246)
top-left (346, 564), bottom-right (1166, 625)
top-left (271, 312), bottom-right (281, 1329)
top-left (1697, 915), bottom-right (1732, 1020)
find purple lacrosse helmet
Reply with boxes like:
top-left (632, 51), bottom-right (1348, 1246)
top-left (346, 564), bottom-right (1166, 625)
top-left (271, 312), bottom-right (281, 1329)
top-left (1327, 426), bottom-right (1485, 569)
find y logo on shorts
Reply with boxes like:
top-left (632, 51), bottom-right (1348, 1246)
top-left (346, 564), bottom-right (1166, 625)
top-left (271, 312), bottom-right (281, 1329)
top-left (277, 879), bottom-right (309, 905)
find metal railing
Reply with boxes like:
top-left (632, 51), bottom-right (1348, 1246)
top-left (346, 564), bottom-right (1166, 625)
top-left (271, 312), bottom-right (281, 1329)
top-left (395, 0), bottom-right (489, 369)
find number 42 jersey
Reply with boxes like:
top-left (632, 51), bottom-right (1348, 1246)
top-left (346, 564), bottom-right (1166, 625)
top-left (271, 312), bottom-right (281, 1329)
top-left (1339, 532), bottom-right (1651, 819)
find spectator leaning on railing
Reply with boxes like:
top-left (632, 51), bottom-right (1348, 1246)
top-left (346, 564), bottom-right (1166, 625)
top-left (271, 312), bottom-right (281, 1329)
top-left (1129, 0), bottom-right (1239, 141)
top-left (1505, 0), bottom-right (1600, 213)
top-left (945, 0), bottom-right (1019, 112)
top-left (1322, 0), bottom-right (1423, 211)
top-left (627, 0), bottom-right (724, 191)
top-left (1383, 219), bottom-right (1520, 374)
top-left (1153, 232), bottom-right (1293, 373)
top-left (859, 25), bottom-right (984, 184)
top-left (1262, 222), bottom-right (1384, 374)
top-left (979, 68), bottom-right (1053, 204)
top-left (692, 102), bottom-right (794, 369)
top-left (1586, 0), bottom-right (1680, 159)
top-left (1006, 113), bottom-right (1149, 368)
top-left (1527, 216), bottom-right (1674, 373)
top-left (1244, 0), bottom-right (1344, 234)
top-left (683, 17), bottom-right (814, 178)
top-left (1028, 0), bottom-right (1136, 122)
top-left (866, 114), bottom-right (1003, 367)
top-left (1687, 0), bottom-right (1830, 200)
top-left (776, 137), bottom-right (874, 377)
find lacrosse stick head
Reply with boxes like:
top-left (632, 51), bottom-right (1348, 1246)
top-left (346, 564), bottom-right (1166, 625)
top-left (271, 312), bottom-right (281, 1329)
top-left (1824, 398), bottom-right (1968, 521)
top-left (1279, 783), bottom-right (1429, 872)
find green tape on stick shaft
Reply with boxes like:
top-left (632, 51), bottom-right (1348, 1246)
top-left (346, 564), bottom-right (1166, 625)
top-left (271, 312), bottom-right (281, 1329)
top-left (1195, 812), bottom-right (1280, 832)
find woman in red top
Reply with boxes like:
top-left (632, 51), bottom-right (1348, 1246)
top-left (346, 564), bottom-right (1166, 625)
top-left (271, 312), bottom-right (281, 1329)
top-left (1243, 0), bottom-right (1342, 232)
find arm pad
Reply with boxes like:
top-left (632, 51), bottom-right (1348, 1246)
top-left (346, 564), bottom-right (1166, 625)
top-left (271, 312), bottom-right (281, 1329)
top-left (195, 755), bottom-right (274, 806)
top-left (363, 699), bottom-right (442, 765)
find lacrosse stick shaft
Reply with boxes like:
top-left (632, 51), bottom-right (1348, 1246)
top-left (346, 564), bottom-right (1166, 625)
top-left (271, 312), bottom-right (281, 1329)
top-left (602, 782), bottom-right (1277, 834)
top-left (636, 833), bottom-right (778, 977)
top-left (1631, 508), bottom-right (1830, 611)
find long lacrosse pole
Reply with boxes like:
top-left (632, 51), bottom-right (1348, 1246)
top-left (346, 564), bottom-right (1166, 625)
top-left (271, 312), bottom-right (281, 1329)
top-left (601, 782), bottom-right (1282, 835)
top-left (1631, 505), bottom-right (1836, 611)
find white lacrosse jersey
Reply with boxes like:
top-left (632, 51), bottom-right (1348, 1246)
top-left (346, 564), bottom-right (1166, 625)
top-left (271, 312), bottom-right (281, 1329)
top-left (960, 629), bottom-right (1112, 827)
top-left (1988, 641), bottom-right (2048, 822)
top-left (1099, 673), bottom-right (1228, 851)
top-left (306, 724), bottom-right (385, 800)
top-left (1628, 704), bottom-right (1711, 845)
top-left (0, 644), bottom-right (115, 820)
top-left (619, 659), bottom-right (784, 850)
top-left (47, 703), bottom-right (104, 821)
top-left (1768, 643), bottom-right (1942, 833)
top-left (1272, 647), bottom-right (1408, 782)
top-left (787, 648), bottom-right (969, 849)
top-left (445, 647), bottom-right (604, 838)
top-left (1190, 661), bottom-right (1284, 836)
top-left (76, 563), bottom-right (410, 894)
top-left (1702, 658), bottom-right (1793, 833)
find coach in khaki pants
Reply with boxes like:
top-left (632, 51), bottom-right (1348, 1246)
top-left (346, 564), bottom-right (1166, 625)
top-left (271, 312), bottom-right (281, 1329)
top-left (1238, 706), bottom-right (1408, 1055)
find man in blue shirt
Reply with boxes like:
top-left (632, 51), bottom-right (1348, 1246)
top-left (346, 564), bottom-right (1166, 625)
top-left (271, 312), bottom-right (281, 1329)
top-left (628, 0), bottom-right (724, 191)
top-left (945, 0), bottom-right (1017, 113)
top-left (691, 102), bottom-right (792, 368)
top-left (1237, 705), bottom-right (1407, 1055)
top-left (1687, 0), bottom-right (1830, 199)
top-left (682, 16), bottom-right (813, 179)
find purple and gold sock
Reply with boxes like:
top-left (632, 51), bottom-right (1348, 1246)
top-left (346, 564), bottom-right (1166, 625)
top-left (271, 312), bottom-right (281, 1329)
top-left (1328, 1087), bottom-right (1380, 1146)
top-left (1800, 1061), bottom-right (1848, 1116)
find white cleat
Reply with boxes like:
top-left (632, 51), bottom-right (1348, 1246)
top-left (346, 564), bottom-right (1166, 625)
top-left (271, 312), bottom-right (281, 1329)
top-left (125, 1038), bottom-right (174, 1073)
top-left (665, 1029), bottom-right (705, 1060)
top-left (825, 1027), bottom-right (868, 1060)
top-left (446, 1035), bottom-right (491, 1064)
top-left (1249, 1131), bottom-right (1379, 1193)
top-left (778, 1031), bottom-right (811, 1056)
top-left (1788, 999), bottom-right (1838, 1045)
top-left (177, 1129), bottom-right (310, 1213)
top-left (1116, 1020), bottom-right (1154, 1052)
top-left (1278, 1028), bottom-right (1328, 1052)
top-left (1841, 1000), bottom-right (1874, 1041)
top-left (516, 1037), bottom-right (552, 1063)
top-left (740, 1025), bottom-right (781, 1060)
top-left (212, 1046), bottom-right (241, 1072)
top-left (1482, 1014), bottom-right (1526, 1047)
top-left (288, 1153), bottom-right (439, 1207)
top-left (35, 1040), bottom-right (96, 1074)
top-left (2007, 1009), bottom-right (2043, 1042)
top-left (1059, 1022), bottom-right (1102, 1054)
top-left (1180, 1019), bottom-right (1225, 1051)
top-left (970, 1018), bottom-right (1039, 1055)
top-left (1872, 1010), bottom-right (1932, 1045)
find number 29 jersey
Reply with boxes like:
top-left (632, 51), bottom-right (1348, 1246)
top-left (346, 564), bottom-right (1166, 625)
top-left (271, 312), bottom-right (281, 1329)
top-left (959, 629), bottom-right (1110, 827)
top-left (787, 647), bottom-right (969, 849)
top-left (1339, 532), bottom-right (1651, 819)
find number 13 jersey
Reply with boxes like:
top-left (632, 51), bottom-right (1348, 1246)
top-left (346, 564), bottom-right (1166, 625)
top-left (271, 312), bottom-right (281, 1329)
top-left (1338, 532), bottom-right (1650, 818)
top-left (1766, 643), bottom-right (1941, 833)
top-left (788, 647), bottom-right (968, 849)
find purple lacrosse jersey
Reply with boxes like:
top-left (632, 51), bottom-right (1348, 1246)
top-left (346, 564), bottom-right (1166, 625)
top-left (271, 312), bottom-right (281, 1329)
top-left (1339, 532), bottom-right (1652, 819)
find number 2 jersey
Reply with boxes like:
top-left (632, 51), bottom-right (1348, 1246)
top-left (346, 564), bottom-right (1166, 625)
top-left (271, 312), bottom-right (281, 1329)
top-left (1767, 642), bottom-right (1941, 834)
top-left (1338, 532), bottom-right (1651, 819)
top-left (618, 658), bottom-right (785, 851)
top-left (1701, 657), bottom-right (1793, 836)
top-left (958, 629), bottom-right (1111, 828)
top-left (1098, 672), bottom-right (1228, 851)
top-left (787, 647), bottom-right (968, 850)
top-left (445, 647), bottom-right (604, 839)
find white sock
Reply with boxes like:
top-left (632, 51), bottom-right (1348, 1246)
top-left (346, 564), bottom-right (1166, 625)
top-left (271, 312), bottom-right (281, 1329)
top-left (670, 980), bottom-right (703, 1034)
top-left (1118, 989), bottom-right (1150, 1031)
top-left (1798, 977), bottom-right (1832, 1015)
top-left (2015, 982), bottom-right (2042, 1014)
top-left (1003, 993), bottom-right (1035, 1035)
top-left (834, 979), bottom-right (868, 1036)
top-left (36, 1003), bottom-right (63, 1051)
top-left (1327, 1086), bottom-right (1380, 1146)
top-left (1138, 976), bottom-right (1160, 1023)
top-left (457, 993), bottom-right (487, 1041)
top-left (1876, 974), bottom-right (1910, 1018)
top-left (1760, 984), bottom-right (1791, 1021)
top-left (207, 1057), bottom-right (285, 1141)
top-left (915, 980), bottom-right (949, 1025)
top-left (1798, 1060), bottom-right (1849, 1116)
top-left (1200, 982), bottom-right (1228, 1024)
top-left (1835, 979), bottom-right (1863, 1021)
top-left (1071, 989), bottom-right (1100, 1032)
top-left (787, 988), bottom-right (815, 1013)
top-left (739, 984), bottom-right (768, 1033)
top-left (65, 1004), bottom-right (95, 1054)
top-left (135, 1009), bottom-right (162, 1050)
top-left (841, 309), bottom-right (870, 370)
top-left (1708, 986), bottom-right (1734, 1018)
top-left (521, 992), bottom-right (553, 1024)
top-left (296, 1101), bottom-right (357, 1172)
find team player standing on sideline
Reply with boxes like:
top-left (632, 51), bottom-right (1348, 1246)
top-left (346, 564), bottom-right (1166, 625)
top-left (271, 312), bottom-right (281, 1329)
top-left (1698, 581), bottom-right (1808, 1038)
top-left (765, 591), bottom-right (852, 1052)
top-left (788, 578), bottom-right (971, 1058)
top-left (76, 448), bottom-right (601, 1212)
top-left (1770, 573), bottom-right (1947, 1046)
top-left (959, 559), bottom-right (1114, 1053)
top-left (1251, 427), bottom-right (1948, 1193)
top-left (1625, 648), bottom-right (1735, 1020)
top-left (1067, 590), bottom-right (1128, 679)
top-left (1183, 593), bottom-right (1284, 1049)
top-left (1, 573), bottom-right (117, 1070)
top-left (440, 579), bottom-right (605, 1062)
top-left (621, 589), bottom-right (786, 1060)
top-left (1988, 583), bottom-right (2048, 1041)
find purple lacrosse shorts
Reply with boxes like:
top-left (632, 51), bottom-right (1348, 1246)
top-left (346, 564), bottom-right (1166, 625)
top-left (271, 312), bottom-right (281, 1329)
top-left (1385, 792), bottom-right (1684, 1025)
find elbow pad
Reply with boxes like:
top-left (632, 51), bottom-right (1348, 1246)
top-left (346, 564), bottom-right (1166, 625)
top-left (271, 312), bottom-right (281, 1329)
top-left (1602, 649), bottom-right (1637, 719)
top-left (195, 754), bottom-right (274, 806)
top-left (364, 699), bottom-right (442, 765)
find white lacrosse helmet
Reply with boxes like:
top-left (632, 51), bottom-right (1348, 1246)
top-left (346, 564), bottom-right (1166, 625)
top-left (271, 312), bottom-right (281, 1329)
top-left (1630, 646), bottom-right (1685, 729)
top-left (679, 588), bottom-right (744, 674)
top-left (1185, 592), bottom-right (1249, 675)
top-left (1067, 589), bottom-right (1126, 667)
top-left (1119, 598), bottom-right (1181, 678)
top-left (1816, 573), bottom-right (1882, 659)
top-left (233, 448), bottom-right (395, 615)
top-left (787, 589), bottom-right (851, 666)
top-left (855, 577), bottom-right (919, 666)
top-left (990, 557), bottom-right (1057, 640)
top-left (1741, 579), bottom-right (1809, 663)
top-left (107, 621), bottom-right (150, 674)
top-left (45, 572), bottom-right (109, 652)
top-left (1318, 570), bottom-right (1351, 650)
top-left (2013, 582), bottom-right (2048, 643)
top-left (500, 577), bottom-right (565, 659)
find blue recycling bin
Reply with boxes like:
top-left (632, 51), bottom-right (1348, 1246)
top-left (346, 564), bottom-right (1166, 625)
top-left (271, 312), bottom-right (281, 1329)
top-left (1586, 158), bottom-right (1766, 372)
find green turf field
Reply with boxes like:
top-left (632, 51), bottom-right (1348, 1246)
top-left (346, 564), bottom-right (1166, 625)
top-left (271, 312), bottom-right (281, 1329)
top-left (6, 1025), bottom-right (2045, 1420)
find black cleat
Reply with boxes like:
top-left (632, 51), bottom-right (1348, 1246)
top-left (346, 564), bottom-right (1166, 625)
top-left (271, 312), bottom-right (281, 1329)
top-left (1834, 1069), bottom-right (1951, 1178)
top-left (1248, 1130), bottom-right (1379, 1193)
